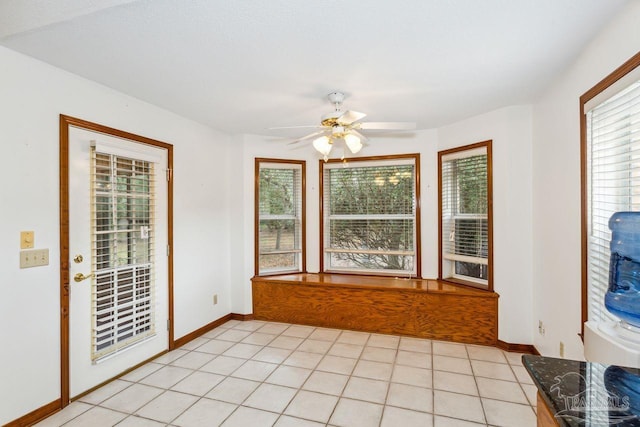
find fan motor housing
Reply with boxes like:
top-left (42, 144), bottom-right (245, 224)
top-left (321, 108), bottom-right (344, 127)
top-left (321, 117), bottom-right (339, 127)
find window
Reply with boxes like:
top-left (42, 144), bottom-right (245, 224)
top-left (320, 154), bottom-right (420, 276)
top-left (439, 141), bottom-right (493, 290)
top-left (582, 54), bottom-right (640, 325)
top-left (255, 159), bottom-right (305, 276)
top-left (92, 150), bottom-right (156, 361)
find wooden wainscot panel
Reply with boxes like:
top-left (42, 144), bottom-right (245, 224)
top-left (252, 280), bottom-right (414, 334)
top-left (252, 274), bottom-right (498, 346)
top-left (413, 293), bottom-right (497, 345)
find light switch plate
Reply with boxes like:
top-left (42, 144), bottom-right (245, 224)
top-left (20, 249), bottom-right (49, 268)
top-left (20, 231), bottom-right (34, 249)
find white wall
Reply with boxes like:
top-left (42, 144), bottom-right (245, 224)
top-left (227, 134), bottom-right (249, 314)
top-left (233, 114), bottom-right (534, 345)
top-left (0, 46), bottom-right (231, 425)
top-left (438, 106), bottom-right (534, 345)
top-left (532, 2), bottom-right (640, 358)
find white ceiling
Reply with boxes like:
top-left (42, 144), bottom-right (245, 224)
top-left (0, 0), bottom-right (629, 135)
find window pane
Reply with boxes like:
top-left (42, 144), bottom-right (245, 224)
top-left (456, 156), bottom-right (487, 214)
top-left (257, 161), bottom-right (304, 275)
top-left (440, 144), bottom-right (491, 288)
top-left (91, 151), bottom-right (156, 361)
top-left (329, 165), bottom-right (415, 215)
top-left (455, 261), bottom-right (488, 280)
top-left (260, 169), bottom-right (297, 216)
top-left (259, 219), bottom-right (297, 251)
top-left (260, 253), bottom-right (297, 272)
top-left (329, 219), bottom-right (414, 252)
top-left (323, 158), bottom-right (418, 275)
top-left (454, 218), bottom-right (488, 257)
top-left (329, 252), bottom-right (414, 272)
top-left (586, 80), bottom-right (640, 322)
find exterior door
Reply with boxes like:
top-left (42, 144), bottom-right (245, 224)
top-left (67, 125), bottom-right (169, 398)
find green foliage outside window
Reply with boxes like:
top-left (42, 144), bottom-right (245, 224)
top-left (258, 165), bottom-right (302, 273)
top-left (456, 155), bottom-right (487, 215)
top-left (327, 164), bottom-right (415, 272)
top-left (259, 168), bottom-right (296, 251)
top-left (451, 154), bottom-right (488, 280)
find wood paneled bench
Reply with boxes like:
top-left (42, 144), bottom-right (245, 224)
top-left (251, 273), bottom-right (498, 346)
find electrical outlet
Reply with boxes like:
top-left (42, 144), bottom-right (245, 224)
top-left (559, 341), bottom-right (565, 358)
top-left (213, 294), bottom-right (218, 305)
top-left (538, 320), bottom-right (545, 336)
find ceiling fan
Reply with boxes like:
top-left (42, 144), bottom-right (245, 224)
top-left (272, 92), bottom-right (416, 160)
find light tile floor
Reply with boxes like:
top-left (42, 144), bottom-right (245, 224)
top-left (36, 320), bottom-right (538, 427)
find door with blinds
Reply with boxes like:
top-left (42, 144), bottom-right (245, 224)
top-left (68, 125), bottom-right (169, 398)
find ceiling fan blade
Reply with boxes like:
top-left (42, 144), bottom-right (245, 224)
top-left (357, 122), bottom-right (416, 130)
top-left (269, 125), bottom-right (325, 130)
top-left (337, 110), bottom-right (367, 125)
top-left (348, 129), bottom-right (369, 142)
top-left (287, 130), bottom-right (327, 145)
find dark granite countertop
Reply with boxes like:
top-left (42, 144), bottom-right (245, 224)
top-left (523, 355), bottom-right (640, 426)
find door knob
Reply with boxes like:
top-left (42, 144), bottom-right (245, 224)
top-left (74, 272), bottom-right (94, 282)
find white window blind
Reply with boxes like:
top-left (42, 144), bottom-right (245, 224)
top-left (91, 150), bottom-right (156, 361)
top-left (258, 162), bottom-right (303, 275)
top-left (322, 158), bottom-right (417, 275)
top-left (440, 146), bottom-right (489, 288)
top-left (586, 80), bottom-right (640, 323)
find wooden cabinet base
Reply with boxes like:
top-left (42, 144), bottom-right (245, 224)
top-left (537, 392), bottom-right (560, 427)
top-left (252, 273), bottom-right (498, 345)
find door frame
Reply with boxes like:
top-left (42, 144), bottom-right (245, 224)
top-left (59, 115), bottom-right (174, 406)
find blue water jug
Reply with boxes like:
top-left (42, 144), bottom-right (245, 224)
top-left (606, 212), bottom-right (640, 328)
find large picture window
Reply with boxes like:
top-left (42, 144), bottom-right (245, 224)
top-left (255, 159), bottom-right (305, 276)
top-left (582, 55), bottom-right (640, 325)
top-left (320, 154), bottom-right (420, 276)
top-left (439, 141), bottom-right (493, 290)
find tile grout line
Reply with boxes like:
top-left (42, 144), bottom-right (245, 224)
top-left (464, 343), bottom-right (489, 426)
top-left (325, 331), bottom-right (363, 427)
top-left (376, 332), bottom-right (398, 427)
top-left (430, 339), bottom-right (435, 427)
top-left (225, 321), bottom-right (304, 426)
top-left (134, 321), bottom-right (261, 427)
top-left (258, 323), bottom-right (324, 426)
top-left (50, 322), bottom-right (539, 427)
top-left (260, 323), bottom-right (334, 426)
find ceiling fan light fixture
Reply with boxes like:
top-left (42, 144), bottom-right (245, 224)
top-left (344, 133), bottom-right (362, 154)
top-left (277, 90), bottom-right (414, 159)
top-left (313, 135), bottom-right (333, 156)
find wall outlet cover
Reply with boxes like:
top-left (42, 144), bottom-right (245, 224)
top-left (20, 248), bottom-right (49, 268)
top-left (20, 231), bottom-right (34, 249)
